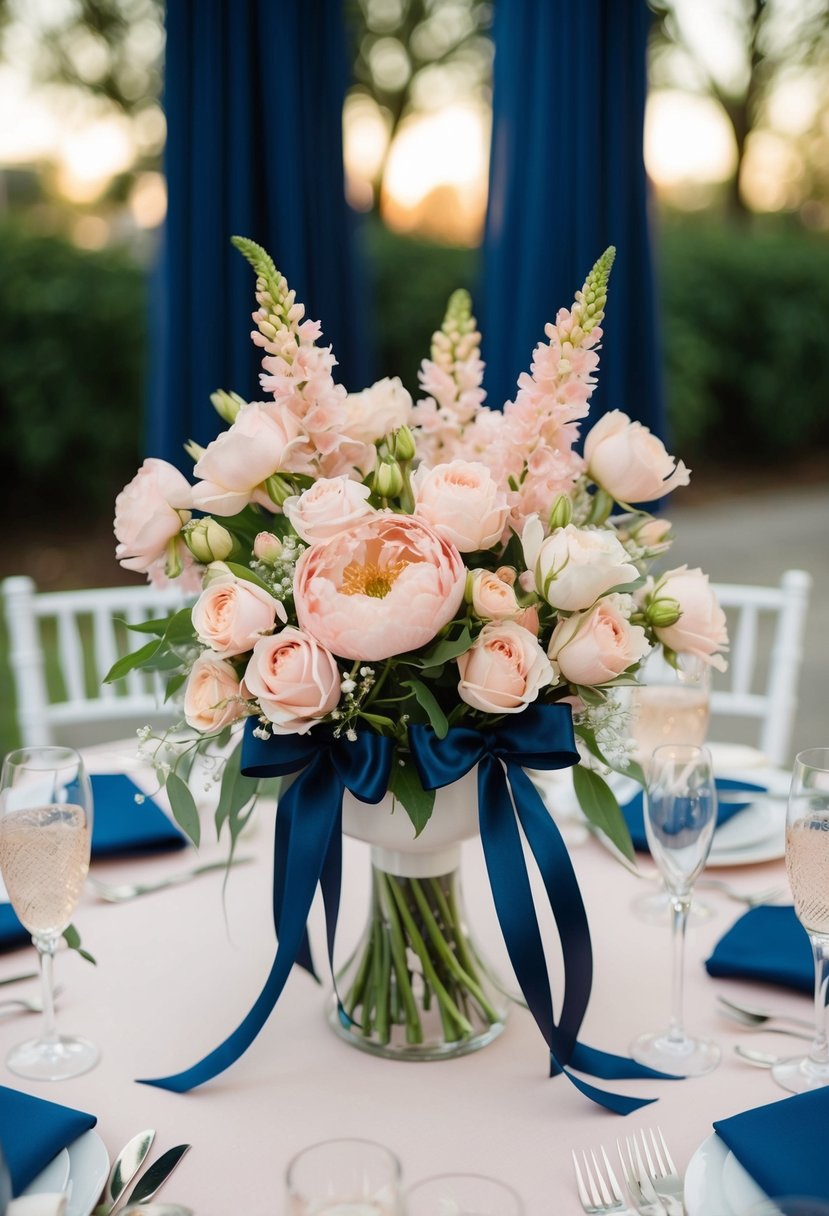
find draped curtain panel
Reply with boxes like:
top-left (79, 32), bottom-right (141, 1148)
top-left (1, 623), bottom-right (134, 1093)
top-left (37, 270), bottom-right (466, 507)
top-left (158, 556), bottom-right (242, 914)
top-left (481, 0), bottom-right (664, 435)
top-left (148, 0), bottom-right (368, 465)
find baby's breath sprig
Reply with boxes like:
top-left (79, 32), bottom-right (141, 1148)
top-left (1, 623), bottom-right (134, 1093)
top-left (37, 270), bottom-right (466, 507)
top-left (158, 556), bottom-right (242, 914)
top-left (250, 532), bottom-right (306, 603)
top-left (330, 664), bottom-right (377, 740)
top-left (574, 694), bottom-right (635, 771)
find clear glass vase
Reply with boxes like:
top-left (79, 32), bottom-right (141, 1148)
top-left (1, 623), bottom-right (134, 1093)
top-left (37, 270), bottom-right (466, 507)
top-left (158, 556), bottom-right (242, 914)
top-left (329, 850), bottom-right (508, 1060)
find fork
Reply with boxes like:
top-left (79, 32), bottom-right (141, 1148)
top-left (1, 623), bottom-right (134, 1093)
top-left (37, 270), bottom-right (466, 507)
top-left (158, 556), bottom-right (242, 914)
top-left (627, 1129), bottom-right (685, 1216)
top-left (617, 1140), bottom-right (667, 1215)
top-left (87, 857), bottom-right (252, 903)
top-left (696, 878), bottom-right (787, 907)
top-left (572, 1146), bottom-right (635, 1214)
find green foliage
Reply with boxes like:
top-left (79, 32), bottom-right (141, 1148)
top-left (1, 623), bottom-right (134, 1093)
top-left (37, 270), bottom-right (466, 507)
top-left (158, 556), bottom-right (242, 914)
top-left (0, 221), bottom-right (145, 519)
top-left (571, 764), bottom-right (635, 863)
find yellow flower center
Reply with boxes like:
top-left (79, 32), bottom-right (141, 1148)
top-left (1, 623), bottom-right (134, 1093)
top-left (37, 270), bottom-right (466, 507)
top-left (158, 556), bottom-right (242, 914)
top-left (341, 558), bottom-right (409, 599)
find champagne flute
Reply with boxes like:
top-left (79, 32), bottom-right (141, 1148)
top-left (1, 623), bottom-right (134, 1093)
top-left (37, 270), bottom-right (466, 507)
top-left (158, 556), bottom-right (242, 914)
top-left (0, 746), bottom-right (98, 1080)
top-left (285, 1139), bottom-right (402, 1215)
top-left (630, 743), bottom-right (720, 1076)
top-left (771, 747), bottom-right (829, 1094)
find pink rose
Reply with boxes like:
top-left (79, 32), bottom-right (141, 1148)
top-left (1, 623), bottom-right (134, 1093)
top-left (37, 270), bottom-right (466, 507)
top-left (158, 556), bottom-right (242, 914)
top-left (468, 569), bottom-right (520, 620)
top-left (192, 574), bottom-right (286, 657)
top-left (343, 377), bottom-right (413, 444)
top-left (183, 653), bottom-right (246, 733)
top-left (514, 604), bottom-right (541, 636)
top-left (284, 476), bottom-right (375, 544)
top-left (294, 514), bottom-right (466, 661)
top-left (192, 403), bottom-right (308, 516)
top-left (585, 410), bottom-right (690, 503)
top-left (548, 595), bottom-right (650, 686)
top-left (647, 566), bottom-right (729, 672)
top-left (521, 517), bottom-right (638, 611)
top-left (114, 458), bottom-right (192, 575)
top-left (457, 621), bottom-right (554, 713)
top-left (412, 461), bottom-right (509, 553)
top-left (242, 627), bottom-right (340, 734)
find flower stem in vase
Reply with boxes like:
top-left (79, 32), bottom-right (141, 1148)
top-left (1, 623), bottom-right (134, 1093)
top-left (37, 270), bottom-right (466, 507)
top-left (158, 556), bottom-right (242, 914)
top-left (330, 860), bottom-right (508, 1060)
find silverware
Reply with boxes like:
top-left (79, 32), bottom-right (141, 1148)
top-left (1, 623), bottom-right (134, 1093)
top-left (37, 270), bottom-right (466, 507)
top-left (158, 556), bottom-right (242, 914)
top-left (717, 995), bottom-right (813, 1032)
top-left (121, 1145), bottom-right (190, 1207)
top-left (624, 1129), bottom-right (685, 1216)
top-left (617, 1139), bottom-right (666, 1215)
top-left (734, 1045), bottom-right (785, 1067)
top-left (0, 986), bottom-right (63, 1017)
top-left (121, 1207), bottom-right (193, 1216)
top-left (572, 1145), bottom-right (635, 1214)
top-left (93, 1129), bottom-right (155, 1215)
top-left (697, 879), bottom-right (787, 907)
top-left (0, 971), bottom-right (38, 987)
top-left (717, 1004), bottom-right (812, 1040)
top-left (88, 857), bottom-right (252, 903)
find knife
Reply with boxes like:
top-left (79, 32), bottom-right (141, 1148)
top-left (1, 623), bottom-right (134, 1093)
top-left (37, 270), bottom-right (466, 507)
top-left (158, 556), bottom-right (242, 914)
top-left (93, 1129), bottom-right (156, 1215)
top-left (122, 1145), bottom-right (191, 1208)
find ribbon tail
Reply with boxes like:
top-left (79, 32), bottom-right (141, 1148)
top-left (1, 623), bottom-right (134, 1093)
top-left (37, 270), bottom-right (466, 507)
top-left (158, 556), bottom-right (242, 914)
top-left (562, 1068), bottom-right (659, 1115)
top-left (317, 804), bottom-right (352, 1027)
top-left (570, 1040), bottom-right (681, 1083)
top-left (138, 758), bottom-right (341, 1092)
top-left (273, 794), bottom-right (318, 983)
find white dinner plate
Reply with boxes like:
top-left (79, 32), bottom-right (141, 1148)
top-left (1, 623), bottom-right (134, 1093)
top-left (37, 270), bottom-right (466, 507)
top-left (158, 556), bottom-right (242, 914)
top-left (22, 1133), bottom-right (109, 1216)
top-left (685, 1132), bottom-right (768, 1215)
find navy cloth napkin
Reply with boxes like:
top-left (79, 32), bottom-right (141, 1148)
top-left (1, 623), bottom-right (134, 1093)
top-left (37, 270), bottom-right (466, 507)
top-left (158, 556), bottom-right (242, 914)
top-left (705, 904), bottom-right (813, 993)
top-left (0, 1084), bottom-right (96, 1195)
top-left (714, 1086), bottom-right (829, 1201)
top-left (621, 777), bottom-right (766, 853)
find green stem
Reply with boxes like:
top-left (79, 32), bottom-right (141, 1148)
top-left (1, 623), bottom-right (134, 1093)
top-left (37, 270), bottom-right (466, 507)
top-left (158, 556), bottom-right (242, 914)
top-left (410, 879), bottom-right (499, 1023)
top-left (363, 658), bottom-right (393, 709)
top-left (380, 875), bottom-right (423, 1044)
top-left (443, 878), bottom-right (486, 988)
top-left (344, 929), bottom-right (374, 1016)
top-left (374, 918), bottom-right (391, 1045)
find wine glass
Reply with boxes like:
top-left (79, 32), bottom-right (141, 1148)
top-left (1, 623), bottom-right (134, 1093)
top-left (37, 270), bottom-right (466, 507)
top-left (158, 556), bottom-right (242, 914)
top-left (0, 746), bottom-right (98, 1080)
top-left (630, 743), bottom-right (720, 1076)
top-left (285, 1139), bottom-right (402, 1215)
top-left (628, 653), bottom-right (712, 925)
top-left (405, 1173), bottom-right (524, 1216)
top-left (771, 747), bottom-right (829, 1094)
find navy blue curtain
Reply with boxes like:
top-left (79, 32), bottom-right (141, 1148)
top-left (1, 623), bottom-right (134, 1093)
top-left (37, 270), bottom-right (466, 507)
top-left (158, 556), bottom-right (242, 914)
top-left (148, 0), bottom-right (369, 465)
top-left (482, 0), bottom-right (663, 435)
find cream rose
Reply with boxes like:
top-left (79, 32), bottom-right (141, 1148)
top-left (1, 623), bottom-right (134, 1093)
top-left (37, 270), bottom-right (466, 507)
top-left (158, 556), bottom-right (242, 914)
top-left (412, 461), bottom-right (509, 553)
top-left (192, 403), bottom-right (308, 516)
top-left (468, 569), bottom-right (520, 620)
top-left (284, 476), bottom-right (375, 543)
top-left (183, 653), bottom-right (246, 733)
top-left (192, 575), bottom-right (286, 657)
top-left (647, 566), bottom-right (729, 672)
top-left (457, 621), bottom-right (554, 713)
top-left (585, 410), bottom-right (690, 503)
top-left (242, 627), bottom-right (340, 734)
top-left (521, 517), bottom-right (638, 611)
top-left (114, 458), bottom-right (192, 575)
top-left (548, 595), bottom-right (650, 686)
top-left (343, 377), bottom-right (413, 444)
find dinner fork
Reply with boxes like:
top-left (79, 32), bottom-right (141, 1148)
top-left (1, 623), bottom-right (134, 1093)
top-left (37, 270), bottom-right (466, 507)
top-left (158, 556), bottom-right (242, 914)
top-left (616, 1140), bottom-right (667, 1216)
top-left (572, 1146), bottom-right (634, 1214)
top-left (626, 1129), bottom-right (685, 1216)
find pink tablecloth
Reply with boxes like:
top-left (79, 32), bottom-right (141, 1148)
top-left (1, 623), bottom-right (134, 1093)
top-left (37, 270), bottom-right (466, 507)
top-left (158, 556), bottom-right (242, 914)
top-left (0, 745), bottom-right (805, 1214)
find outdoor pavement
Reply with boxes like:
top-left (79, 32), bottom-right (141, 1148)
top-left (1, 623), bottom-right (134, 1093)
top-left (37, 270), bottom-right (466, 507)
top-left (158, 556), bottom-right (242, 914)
top-left (667, 482), bottom-right (828, 763)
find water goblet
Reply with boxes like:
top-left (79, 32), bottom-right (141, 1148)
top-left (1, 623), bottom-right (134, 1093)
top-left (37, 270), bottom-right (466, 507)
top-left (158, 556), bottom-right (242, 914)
top-left (0, 746), bottom-right (98, 1081)
top-left (405, 1173), bottom-right (524, 1216)
top-left (285, 1138), bottom-right (402, 1215)
top-left (771, 747), bottom-right (829, 1094)
top-left (630, 743), bottom-right (720, 1076)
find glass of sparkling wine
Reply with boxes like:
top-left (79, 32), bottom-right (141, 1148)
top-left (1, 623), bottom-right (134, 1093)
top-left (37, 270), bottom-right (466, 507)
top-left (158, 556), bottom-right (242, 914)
top-left (630, 743), bottom-right (720, 1076)
top-left (405, 1173), bottom-right (524, 1216)
top-left (771, 747), bottom-right (829, 1094)
top-left (285, 1139), bottom-right (402, 1215)
top-left (0, 746), bottom-right (98, 1080)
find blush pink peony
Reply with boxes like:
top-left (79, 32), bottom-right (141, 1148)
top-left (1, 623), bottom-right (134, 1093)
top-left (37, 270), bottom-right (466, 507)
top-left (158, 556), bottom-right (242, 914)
top-left (192, 403), bottom-right (310, 516)
top-left (192, 574), bottom-right (286, 657)
top-left (548, 595), bottom-right (650, 686)
top-left (343, 377), bottom-right (413, 444)
top-left (412, 460), bottom-right (509, 553)
top-left (183, 653), bottom-right (247, 733)
top-left (457, 621), bottom-right (554, 713)
top-left (242, 627), bottom-right (340, 734)
top-left (114, 458), bottom-right (193, 575)
top-left (294, 514), bottom-right (466, 660)
top-left (584, 410), bottom-right (690, 503)
top-left (284, 476), bottom-right (375, 544)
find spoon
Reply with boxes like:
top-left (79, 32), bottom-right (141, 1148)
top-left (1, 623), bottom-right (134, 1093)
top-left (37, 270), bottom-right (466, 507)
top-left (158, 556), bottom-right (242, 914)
top-left (734, 1046), bottom-right (786, 1067)
top-left (717, 994), bottom-right (814, 1032)
top-left (0, 987), bottom-right (64, 1016)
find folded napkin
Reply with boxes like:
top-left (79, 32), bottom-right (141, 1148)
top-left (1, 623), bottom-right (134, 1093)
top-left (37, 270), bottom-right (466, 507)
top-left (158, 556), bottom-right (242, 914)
top-left (0, 1086), bottom-right (96, 1196)
top-left (621, 777), bottom-right (766, 853)
top-left (90, 774), bottom-right (187, 857)
top-left (714, 1086), bottom-right (829, 1201)
top-left (0, 904), bottom-right (28, 951)
top-left (705, 904), bottom-right (813, 993)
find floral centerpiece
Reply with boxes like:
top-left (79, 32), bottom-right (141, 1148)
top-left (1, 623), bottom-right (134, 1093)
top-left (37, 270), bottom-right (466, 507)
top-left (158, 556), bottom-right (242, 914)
top-left (111, 238), bottom-right (727, 1106)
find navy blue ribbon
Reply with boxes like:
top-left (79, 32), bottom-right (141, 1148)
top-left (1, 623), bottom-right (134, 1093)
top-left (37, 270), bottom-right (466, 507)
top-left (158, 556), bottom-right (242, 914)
top-left (409, 704), bottom-right (671, 1113)
top-left (138, 722), bottom-right (393, 1092)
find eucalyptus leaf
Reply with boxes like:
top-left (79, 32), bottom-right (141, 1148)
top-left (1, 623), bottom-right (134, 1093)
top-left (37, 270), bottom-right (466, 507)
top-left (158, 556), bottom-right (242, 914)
top-left (388, 760), bottom-right (435, 837)
top-left (165, 671), bottom-right (188, 702)
top-left (402, 678), bottom-right (448, 739)
top-left (118, 616), bottom-right (173, 636)
top-left (104, 637), bottom-right (163, 684)
top-left (571, 764), bottom-right (635, 863)
top-left (408, 626), bottom-right (472, 669)
top-left (62, 923), bottom-right (96, 965)
top-left (166, 773), bottom-right (201, 847)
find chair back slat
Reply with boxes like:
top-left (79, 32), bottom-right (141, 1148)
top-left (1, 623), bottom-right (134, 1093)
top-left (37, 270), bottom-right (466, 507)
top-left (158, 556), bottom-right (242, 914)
top-left (729, 604), bottom-right (757, 697)
top-left (56, 609), bottom-right (86, 705)
top-left (92, 606), bottom-right (119, 700)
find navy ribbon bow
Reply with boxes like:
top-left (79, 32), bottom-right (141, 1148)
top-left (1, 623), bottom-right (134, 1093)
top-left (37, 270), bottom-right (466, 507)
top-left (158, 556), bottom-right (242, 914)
top-left (139, 722), bottom-right (393, 1093)
top-left (409, 704), bottom-right (670, 1113)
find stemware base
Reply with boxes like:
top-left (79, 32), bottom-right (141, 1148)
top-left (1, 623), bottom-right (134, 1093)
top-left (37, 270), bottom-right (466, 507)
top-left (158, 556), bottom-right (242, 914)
top-left (8, 1033), bottom-right (99, 1081)
top-left (631, 1028), bottom-right (720, 1077)
top-left (771, 1053), bottom-right (829, 1094)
